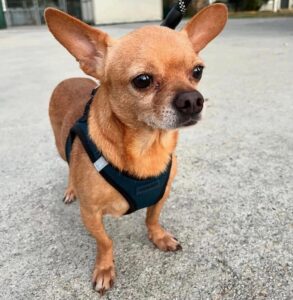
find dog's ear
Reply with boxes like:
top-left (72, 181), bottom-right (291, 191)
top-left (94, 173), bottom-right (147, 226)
top-left (45, 8), bottom-right (112, 78)
top-left (181, 4), bottom-right (228, 53)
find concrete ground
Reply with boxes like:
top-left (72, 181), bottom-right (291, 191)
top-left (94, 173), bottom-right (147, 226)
top-left (0, 17), bottom-right (292, 300)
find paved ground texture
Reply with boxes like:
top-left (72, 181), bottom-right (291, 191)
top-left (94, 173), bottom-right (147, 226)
top-left (0, 17), bottom-right (293, 300)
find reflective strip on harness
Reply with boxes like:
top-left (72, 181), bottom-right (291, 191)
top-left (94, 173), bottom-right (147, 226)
top-left (94, 156), bottom-right (108, 172)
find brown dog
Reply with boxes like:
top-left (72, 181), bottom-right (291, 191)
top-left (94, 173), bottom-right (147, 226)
top-left (45, 4), bottom-right (227, 294)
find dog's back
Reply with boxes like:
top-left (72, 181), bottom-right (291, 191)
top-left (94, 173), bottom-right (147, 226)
top-left (49, 77), bottom-right (96, 160)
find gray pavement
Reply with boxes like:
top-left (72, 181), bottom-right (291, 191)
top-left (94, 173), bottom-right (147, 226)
top-left (0, 17), bottom-right (293, 300)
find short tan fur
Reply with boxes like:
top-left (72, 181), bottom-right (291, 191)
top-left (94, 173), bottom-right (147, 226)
top-left (45, 4), bottom-right (227, 294)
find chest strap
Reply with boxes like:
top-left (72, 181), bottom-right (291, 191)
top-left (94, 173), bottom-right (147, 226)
top-left (65, 88), bottom-right (172, 214)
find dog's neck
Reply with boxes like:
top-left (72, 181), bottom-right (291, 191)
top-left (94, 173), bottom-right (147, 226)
top-left (88, 88), bottom-right (178, 178)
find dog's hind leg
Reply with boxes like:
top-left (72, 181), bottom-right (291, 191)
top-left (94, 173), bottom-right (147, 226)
top-left (63, 171), bottom-right (76, 204)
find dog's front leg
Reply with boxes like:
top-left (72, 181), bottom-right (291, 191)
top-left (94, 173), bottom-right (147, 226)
top-left (145, 157), bottom-right (182, 251)
top-left (80, 206), bottom-right (115, 294)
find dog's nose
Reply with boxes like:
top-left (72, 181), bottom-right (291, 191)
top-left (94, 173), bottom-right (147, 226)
top-left (173, 91), bottom-right (204, 115)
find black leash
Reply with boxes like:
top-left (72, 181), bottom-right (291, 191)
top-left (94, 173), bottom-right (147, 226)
top-left (161, 0), bottom-right (193, 29)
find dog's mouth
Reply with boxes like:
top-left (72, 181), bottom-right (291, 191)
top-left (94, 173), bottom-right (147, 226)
top-left (178, 114), bottom-right (202, 128)
top-left (181, 118), bottom-right (198, 126)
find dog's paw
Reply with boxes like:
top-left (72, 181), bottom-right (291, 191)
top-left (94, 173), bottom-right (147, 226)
top-left (62, 187), bottom-right (76, 204)
top-left (92, 263), bottom-right (115, 295)
top-left (148, 230), bottom-right (182, 252)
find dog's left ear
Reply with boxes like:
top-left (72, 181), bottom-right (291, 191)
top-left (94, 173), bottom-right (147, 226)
top-left (181, 4), bottom-right (228, 53)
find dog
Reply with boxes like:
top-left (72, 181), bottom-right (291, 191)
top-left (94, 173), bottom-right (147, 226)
top-left (45, 4), bottom-right (227, 294)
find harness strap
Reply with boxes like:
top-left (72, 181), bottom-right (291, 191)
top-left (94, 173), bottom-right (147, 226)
top-left (65, 87), bottom-right (99, 163)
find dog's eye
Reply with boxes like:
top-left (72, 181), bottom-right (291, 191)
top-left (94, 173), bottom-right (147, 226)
top-left (132, 74), bottom-right (153, 89)
top-left (192, 65), bottom-right (204, 80)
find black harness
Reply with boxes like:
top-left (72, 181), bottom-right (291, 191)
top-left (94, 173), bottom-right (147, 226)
top-left (65, 88), bottom-right (172, 214)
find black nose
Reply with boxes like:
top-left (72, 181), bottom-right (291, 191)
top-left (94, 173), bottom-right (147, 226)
top-left (173, 90), bottom-right (204, 115)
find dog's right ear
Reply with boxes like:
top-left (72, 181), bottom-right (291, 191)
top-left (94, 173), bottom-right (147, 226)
top-left (181, 4), bottom-right (228, 53)
top-left (45, 8), bottom-right (112, 79)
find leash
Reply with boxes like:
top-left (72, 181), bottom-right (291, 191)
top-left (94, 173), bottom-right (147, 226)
top-left (161, 0), bottom-right (193, 29)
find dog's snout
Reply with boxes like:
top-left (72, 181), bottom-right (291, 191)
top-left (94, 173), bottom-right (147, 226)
top-left (173, 91), bottom-right (204, 115)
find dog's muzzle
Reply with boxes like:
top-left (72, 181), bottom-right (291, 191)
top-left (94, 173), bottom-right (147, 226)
top-left (172, 90), bottom-right (204, 126)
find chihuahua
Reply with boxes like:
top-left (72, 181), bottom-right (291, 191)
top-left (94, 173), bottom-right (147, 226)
top-left (45, 4), bottom-right (227, 294)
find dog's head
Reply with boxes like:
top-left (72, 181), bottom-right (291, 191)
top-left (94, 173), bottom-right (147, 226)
top-left (45, 4), bottom-right (227, 129)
